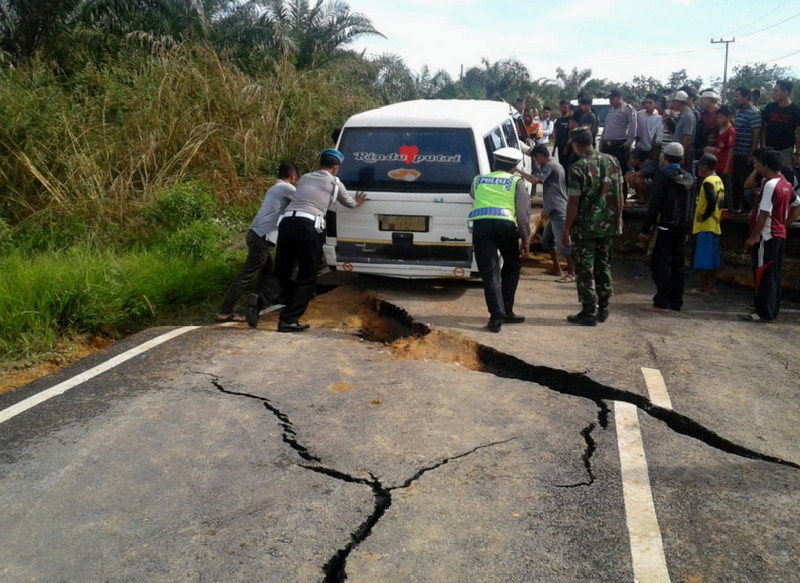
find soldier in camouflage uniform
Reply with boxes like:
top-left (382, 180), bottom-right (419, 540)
top-left (562, 126), bottom-right (624, 325)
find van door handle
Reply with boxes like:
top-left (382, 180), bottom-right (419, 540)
top-left (441, 237), bottom-right (466, 242)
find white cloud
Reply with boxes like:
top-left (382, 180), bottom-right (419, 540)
top-left (346, 0), bottom-right (800, 87)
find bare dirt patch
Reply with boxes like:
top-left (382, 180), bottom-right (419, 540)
top-left (0, 335), bottom-right (114, 395)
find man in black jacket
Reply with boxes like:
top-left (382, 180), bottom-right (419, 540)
top-left (638, 142), bottom-right (695, 312)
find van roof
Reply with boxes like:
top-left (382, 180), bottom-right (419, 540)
top-left (343, 99), bottom-right (515, 134)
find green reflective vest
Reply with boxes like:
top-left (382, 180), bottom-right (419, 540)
top-left (469, 171), bottom-right (520, 223)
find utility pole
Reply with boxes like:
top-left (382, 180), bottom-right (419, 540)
top-left (710, 37), bottom-right (735, 103)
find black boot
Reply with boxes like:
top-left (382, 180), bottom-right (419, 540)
top-left (567, 304), bottom-right (598, 326)
top-left (597, 299), bottom-right (609, 323)
top-left (487, 316), bottom-right (503, 333)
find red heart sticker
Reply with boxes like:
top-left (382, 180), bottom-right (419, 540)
top-left (398, 145), bottom-right (419, 165)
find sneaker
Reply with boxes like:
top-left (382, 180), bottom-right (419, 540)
top-left (246, 293), bottom-right (260, 328)
top-left (741, 313), bottom-right (769, 323)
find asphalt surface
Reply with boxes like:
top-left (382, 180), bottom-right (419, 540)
top-left (1, 256), bottom-right (799, 583)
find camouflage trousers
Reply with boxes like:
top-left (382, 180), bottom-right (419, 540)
top-left (573, 237), bottom-right (614, 306)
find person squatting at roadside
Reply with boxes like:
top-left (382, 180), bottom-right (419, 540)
top-left (216, 161), bottom-right (299, 326)
top-left (469, 147), bottom-right (531, 333)
top-left (638, 142), bottom-right (694, 313)
top-left (562, 126), bottom-right (624, 326)
top-left (274, 149), bottom-right (366, 333)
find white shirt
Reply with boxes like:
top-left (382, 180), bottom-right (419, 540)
top-left (538, 119), bottom-right (554, 145)
top-left (635, 109), bottom-right (664, 152)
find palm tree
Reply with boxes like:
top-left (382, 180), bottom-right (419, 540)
top-left (256, 0), bottom-right (384, 69)
top-left (1, 0), bottom-right (383, 71)
top-left (556, 66), bottom-right (593, 100)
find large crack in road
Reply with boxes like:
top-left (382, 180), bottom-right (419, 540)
top-left (203, 372), bottom-right (513, 582)
top-left (204, 291), bottom-right (799, 581)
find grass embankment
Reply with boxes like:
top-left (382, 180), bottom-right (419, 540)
top-left (0, 46), bottom-right (378, 387)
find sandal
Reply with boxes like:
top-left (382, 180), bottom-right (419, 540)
top-left (556, 275), bottom-right (575, 284)
top-left (215, 313), bottom-right (247, 323)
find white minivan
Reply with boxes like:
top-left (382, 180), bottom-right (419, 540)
top-left (324, 99), bottom-right (529, 279)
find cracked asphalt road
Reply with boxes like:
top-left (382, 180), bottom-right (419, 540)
top-left (1, 257), bottom-right (798, 582)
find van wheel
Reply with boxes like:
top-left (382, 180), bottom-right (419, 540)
top-left (470, 271), bottom-right (481, 279)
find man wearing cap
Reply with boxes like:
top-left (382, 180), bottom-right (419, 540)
top-left (601, 89), bottom-right (636, 192)
top-left (274, 149), bottom-right (366, 332)
top-left (697, 89), bottom-right (721, 159)
top-left (670, 90), bottom-right (696, 173)
top-left (562, 127), bottom-right (624, 326)
top-left (638, 142), bottom-right (694, 313)
top-left (469, 147), bottom-right (531, 333)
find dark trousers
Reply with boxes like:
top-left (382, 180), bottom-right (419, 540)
top-left (752, 237), bottom-right (784, 321)
top-left (732, 155), bottom-right (753, 211)
top-left (651, 226), bottom-right (686, 310)
top-left (555, 144), bottom-right (569, 172)
top-left (600, 141), bottom-right (629, 195)
top-left (219, 229), bottom-right (280, 314)
top-left (275, 216), bottom-right (322, 324)
top-left (473, 219), bottom-right (522, 318)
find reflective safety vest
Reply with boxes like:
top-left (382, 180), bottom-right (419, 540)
top-left (469, 171), bottom-right (520, 223)
top-left (693, 174), bottom-right (725, 235)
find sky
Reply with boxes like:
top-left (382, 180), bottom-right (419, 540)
top-left (344, 0), bottom-right (800, 88)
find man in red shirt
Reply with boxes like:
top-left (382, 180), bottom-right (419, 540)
top-left (744, 149), bottom-right (800, 321)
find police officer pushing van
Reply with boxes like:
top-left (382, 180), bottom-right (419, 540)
top-left (469, 147), bottom-right (531, 333)
top-left (274, 149), bottom-right (366, 332)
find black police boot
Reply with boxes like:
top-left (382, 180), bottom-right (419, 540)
top-left (503, 313), bottom-right (525, 324)
top-left (597, 299), bottom-right (609, 323)
top-left (567, 304), bottom-right (598, 326)
top-left (487, 316), bottom-right (503, 333)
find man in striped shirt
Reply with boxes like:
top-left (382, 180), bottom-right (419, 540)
top-left (732, 87), bottom-right (762, 212)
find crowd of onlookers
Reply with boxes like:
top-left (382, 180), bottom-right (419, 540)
top-left (512, 80), bottom-right (800, 323)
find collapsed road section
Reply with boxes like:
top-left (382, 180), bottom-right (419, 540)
top-left (206, 287), bottom-right (798, 581)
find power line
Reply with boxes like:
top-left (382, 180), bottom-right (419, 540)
top-left (726, 0), bottom-right (793, 34)
top-left (731, 48), bottom-right (800, 66)
top-left (737, 11), bottom-right (800, 37)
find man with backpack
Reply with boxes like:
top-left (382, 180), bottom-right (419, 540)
top-left (638, 142), bottom-right (695, 312)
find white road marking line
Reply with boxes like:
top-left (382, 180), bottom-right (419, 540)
top-left (615, 400), bottom-right (672, 583)
top-left (641, 367), bottom-right (673, 410)
top-left (0, 326), bottom-right (199, 425)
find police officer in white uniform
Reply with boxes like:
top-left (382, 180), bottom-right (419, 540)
top-left (275, 149), bottom-right (366, 332)
top-left (470, 147), bottom-right (532, 332)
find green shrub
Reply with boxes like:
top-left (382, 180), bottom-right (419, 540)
top-left (162, 220), bottom-right (228, 260)
top-left (142, 181), bottom-right (218, 231)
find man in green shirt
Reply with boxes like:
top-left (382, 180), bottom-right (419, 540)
top-left (562, 127), bottom-right (624, 325)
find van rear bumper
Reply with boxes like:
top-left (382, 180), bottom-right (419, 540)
top-left (336, 240), bottom-right (472, 266)
top-left (324, 240), bottom-right (475, 279)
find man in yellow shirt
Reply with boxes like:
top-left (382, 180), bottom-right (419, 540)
top-left (691, 154), bottom-right (725, 295)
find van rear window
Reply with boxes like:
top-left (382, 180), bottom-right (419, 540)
top-left (337, 128), bottom-right (479, 192)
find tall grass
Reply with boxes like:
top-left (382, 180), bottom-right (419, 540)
top-left (0, 43), bottom-right (377, 231)
top-left (0, 43), bottom-right (378, 367)
top-left (0, 245), bottom-right (240, 362)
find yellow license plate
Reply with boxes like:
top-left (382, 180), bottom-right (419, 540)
top-left (379, 215), bottom-right (428, 232)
